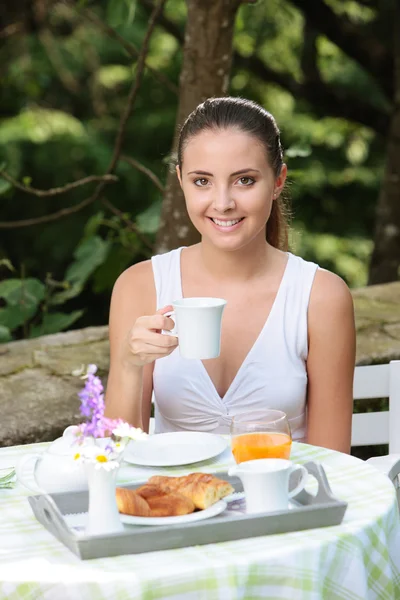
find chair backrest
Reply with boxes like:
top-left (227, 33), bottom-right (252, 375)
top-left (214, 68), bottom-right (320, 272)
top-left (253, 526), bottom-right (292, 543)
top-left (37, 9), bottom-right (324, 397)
top-left (352, 360), bottom-right (400, 453)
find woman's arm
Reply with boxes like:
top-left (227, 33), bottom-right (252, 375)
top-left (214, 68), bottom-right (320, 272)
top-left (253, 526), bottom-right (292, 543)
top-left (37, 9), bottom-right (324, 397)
top-left (104, 260), bottom-right (156, 429)
top-left (306, 269), bottom-right (356, 454)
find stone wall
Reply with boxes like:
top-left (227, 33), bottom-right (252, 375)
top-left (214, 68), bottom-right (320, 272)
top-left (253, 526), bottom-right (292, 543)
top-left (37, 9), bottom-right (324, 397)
top-left (1, 281), bottom-right (399, 447)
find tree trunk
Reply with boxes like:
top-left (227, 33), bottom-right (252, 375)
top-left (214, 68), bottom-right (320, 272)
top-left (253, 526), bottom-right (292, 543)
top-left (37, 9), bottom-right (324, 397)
top-left (156, 0), bottom-right (242, 253)
top-left (368, 3), bottom-right (400, 284)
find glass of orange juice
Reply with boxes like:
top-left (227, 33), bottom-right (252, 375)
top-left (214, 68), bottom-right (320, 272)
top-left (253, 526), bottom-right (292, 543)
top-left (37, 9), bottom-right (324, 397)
top-left (231, 410), bottom-right (292, 463)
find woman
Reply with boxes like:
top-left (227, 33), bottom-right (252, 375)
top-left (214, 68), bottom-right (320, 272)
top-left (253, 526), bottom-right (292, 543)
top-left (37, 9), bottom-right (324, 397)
top-left (105, 97), bottom-right (356, 453)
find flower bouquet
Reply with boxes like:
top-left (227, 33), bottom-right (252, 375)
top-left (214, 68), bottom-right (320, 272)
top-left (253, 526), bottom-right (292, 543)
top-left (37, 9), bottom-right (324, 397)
top-left (72, 364), bottom-right (148, 535)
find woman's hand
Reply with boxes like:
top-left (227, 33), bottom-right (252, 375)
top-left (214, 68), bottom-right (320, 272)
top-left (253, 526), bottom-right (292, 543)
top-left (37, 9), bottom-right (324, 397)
top-left (123, 305), bottom-right (178, 368)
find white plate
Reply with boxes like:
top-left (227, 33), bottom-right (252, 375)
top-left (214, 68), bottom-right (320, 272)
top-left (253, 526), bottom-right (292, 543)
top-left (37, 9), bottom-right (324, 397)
top-left (121, 499), bottom-right (227, 526)
top-left (124, 432), bottom-right (228, 467)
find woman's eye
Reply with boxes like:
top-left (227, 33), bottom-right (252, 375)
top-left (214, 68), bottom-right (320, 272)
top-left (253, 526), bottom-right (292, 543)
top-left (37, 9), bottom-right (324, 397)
top-left (194, 178), bottom-right (209, 187)
top-left (238, 177), bottom-right (255, 186)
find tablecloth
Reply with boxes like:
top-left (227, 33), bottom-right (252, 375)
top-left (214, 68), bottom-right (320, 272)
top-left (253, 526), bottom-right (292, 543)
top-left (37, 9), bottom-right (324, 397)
top-left (0, 441), bottom-right (399, 600)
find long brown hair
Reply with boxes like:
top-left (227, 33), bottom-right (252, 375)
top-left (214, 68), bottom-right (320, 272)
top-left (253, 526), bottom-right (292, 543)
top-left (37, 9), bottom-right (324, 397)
top-left (177, 97), bottom-right (290, 250)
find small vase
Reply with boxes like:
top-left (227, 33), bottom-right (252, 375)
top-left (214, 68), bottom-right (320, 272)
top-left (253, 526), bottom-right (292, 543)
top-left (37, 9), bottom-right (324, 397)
top-left (85, 461), bottom-right (124, 536)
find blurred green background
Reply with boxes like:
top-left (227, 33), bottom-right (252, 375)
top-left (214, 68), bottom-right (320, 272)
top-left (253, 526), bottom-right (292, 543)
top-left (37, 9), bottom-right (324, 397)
top-left (0, 0), bottom-right (391, 342)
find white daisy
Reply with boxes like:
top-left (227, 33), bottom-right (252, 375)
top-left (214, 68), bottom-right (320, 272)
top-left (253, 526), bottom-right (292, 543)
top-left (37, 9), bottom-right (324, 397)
top-left (112, 423), bottom-right (148, 441)
top-left (94, 458), bottom-right (120, 471)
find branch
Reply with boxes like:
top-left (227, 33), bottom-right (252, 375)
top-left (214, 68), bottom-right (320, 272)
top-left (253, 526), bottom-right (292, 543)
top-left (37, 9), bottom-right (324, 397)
top-left (289, 0), bottom-right (391, 97)
top-left (0, 171), bottom-right (118, 197)
top-left (82, 7), bottom-right (178, 96)
top-left (0, 21), bottom-right (24, 39)
top-left (0, 0), bottom-right (167, 230)
top-left (138, 0), bottom-right (184, 43)
top-left (0, 195), bottom-right (99, 229)
top-left (101, 198), bottom-right (155, 253)
top-left (121, 155), bottom-right (165, 193)
top-left (107, 0), bottom-right (168, 176)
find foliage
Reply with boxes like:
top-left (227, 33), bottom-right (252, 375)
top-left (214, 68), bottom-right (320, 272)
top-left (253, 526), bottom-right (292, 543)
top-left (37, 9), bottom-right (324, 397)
top-left (0, 0), bottom-right (387, 341)
top-left (0, 234), bottom-right (110, 342)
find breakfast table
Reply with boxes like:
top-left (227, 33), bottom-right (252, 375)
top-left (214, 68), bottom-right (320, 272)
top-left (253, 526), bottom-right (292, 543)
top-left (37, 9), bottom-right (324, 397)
top-left (0, 439), bottom-right (399, 600)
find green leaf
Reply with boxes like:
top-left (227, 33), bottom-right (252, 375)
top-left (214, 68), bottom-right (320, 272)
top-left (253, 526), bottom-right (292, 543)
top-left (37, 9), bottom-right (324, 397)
top-left (0, 279), bottom-right (45, 331)
top-left (22, 176), bottom-right (32, 186)
top-left (0, 108), bottom-right (87, 145)
top-left (48, 283), bottom-right (84, 307)
top-left (84, 211), bottom-right (105, 238)
top-left (29, 310), bottom-right (84, 338)
top-left (136, 200), bottom-right (161, 234)
top-left (64, 236), bottom-right (111, 286)
top-left (7, 279), bottom-right (45, 307)
top-left (0, 306), bottom-right (31, 330)
top-left (0, 259), bottom-right (15, 272)
top-left (0, 179), bottom-right (12, 195)
top-left (0, 325), bottom-right (12, 343)
top-left (285, 144), bottom-right (312, 158)
top-left (0, 278), bottom-right (45, 303)
top-left (107, 0), bottom-right (131, 27)
top-left (92, 245), bottom-right (133, 294)
top-left (126, 0), bottom-right (137, 25)
top-left (0, 279), bottom-right (21, 299)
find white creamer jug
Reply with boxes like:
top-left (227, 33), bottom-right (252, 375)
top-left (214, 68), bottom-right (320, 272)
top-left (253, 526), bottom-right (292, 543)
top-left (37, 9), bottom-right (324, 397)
top-left (228, 458), bottom-right (308, 514)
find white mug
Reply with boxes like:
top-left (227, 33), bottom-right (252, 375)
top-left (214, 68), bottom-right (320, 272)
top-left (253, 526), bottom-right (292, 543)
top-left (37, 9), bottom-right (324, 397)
top-left (165, 297), bottom-right (227, 359)
top-left (228, 458), bottom-right (308, 514)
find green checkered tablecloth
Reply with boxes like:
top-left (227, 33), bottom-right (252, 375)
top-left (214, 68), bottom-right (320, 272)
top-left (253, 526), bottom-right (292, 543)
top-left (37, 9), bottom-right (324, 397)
top-left (0, 441), bottom-right (399, 600)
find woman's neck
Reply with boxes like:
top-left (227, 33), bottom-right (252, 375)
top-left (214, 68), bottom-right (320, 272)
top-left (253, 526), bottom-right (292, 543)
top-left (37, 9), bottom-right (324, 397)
top-left (195, 237), bottom-right (280, 282)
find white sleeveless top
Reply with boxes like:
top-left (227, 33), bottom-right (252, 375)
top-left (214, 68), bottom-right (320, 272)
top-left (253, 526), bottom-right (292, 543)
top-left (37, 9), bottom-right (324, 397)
top-left (151, 248), bottom-right (318, 441)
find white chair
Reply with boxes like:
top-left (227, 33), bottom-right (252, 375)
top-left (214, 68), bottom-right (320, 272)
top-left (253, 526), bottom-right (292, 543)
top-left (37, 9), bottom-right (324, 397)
top-left (352, 360), bottom-right (400, 501)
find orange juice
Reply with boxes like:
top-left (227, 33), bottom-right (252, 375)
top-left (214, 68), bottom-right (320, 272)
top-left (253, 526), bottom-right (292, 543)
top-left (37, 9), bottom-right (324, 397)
top-left (231, 432), bottom-right (292, 463)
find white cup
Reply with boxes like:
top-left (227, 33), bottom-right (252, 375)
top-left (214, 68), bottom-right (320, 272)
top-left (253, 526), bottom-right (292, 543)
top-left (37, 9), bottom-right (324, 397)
top-left (228, 458), bottom-right (308, 514)
top-left (165, 297), bottom-right (227, 359)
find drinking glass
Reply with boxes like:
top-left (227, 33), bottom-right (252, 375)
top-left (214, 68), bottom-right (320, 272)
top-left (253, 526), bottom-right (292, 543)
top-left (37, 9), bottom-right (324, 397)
top-left (231, 410), bottom-right (292, 463)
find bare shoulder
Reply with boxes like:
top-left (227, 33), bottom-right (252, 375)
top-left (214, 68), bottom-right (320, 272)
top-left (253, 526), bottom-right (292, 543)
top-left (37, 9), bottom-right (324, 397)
top-left (310, 268), bottom-right (354, 311)
top-left (113, 259), bottom-right (154, 292)
top-left (111, 259), bottom-right (156, 316)
top-left (308, 268), bottom-right (355, 331)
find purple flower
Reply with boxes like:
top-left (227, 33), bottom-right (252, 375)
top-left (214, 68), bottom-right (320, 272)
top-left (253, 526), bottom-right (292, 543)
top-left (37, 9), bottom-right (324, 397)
top-left (77, 366), bottom-right (109, 439)
top-left (75, 365), bottom-right (147, 461)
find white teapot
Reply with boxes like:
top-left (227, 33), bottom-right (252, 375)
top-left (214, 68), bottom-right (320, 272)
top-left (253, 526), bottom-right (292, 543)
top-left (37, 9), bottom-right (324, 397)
top-left (16, 426), bottom-right (88, 494)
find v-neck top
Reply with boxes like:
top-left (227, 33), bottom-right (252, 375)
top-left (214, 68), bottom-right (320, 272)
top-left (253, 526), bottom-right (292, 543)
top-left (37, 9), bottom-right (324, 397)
top-left (151, 247), bottom-right (319, 441)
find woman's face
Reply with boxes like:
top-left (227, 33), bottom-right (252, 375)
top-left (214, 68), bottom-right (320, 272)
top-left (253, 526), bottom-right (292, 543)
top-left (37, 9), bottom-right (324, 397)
top-left (177, 127), bottom-right (286, 251)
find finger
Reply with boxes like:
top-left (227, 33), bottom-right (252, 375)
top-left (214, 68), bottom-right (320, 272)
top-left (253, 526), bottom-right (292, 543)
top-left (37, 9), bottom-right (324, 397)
top-left (141, 314), bottom-right (175, 333)
top-left (145, 331), bottom-right (179, 348)
top-left (133, 343), bottom-right (177, 362)
top-left (156, 305), bottom-right (173, 315)
top-left (131, 330), bottom-right (178, 350)
top-left (155, 306), bottom-right (175, 333)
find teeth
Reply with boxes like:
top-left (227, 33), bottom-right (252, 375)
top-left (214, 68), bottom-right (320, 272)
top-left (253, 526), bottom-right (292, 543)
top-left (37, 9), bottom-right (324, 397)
top-left (212, 218), bottom-right (242, 227)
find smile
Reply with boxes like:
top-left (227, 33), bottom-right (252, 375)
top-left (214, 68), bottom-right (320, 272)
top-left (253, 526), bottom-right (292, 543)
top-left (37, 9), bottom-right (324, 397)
top-left (210, 218), bottom-right (244, 227)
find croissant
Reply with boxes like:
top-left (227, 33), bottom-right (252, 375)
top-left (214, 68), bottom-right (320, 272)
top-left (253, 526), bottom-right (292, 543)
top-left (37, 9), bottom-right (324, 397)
top-left (145, 492), bottom-right (195, 517)
top-left (133, 484), bottom-right (166, 500)
top-left (135, 483), bottom-right (195, 516)
top-left (115, 485), bottom-right (195, 517)
top-left (115, 487), bottom-right (151, 517)
top-left (148, 473), bottom-right (234, 510)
